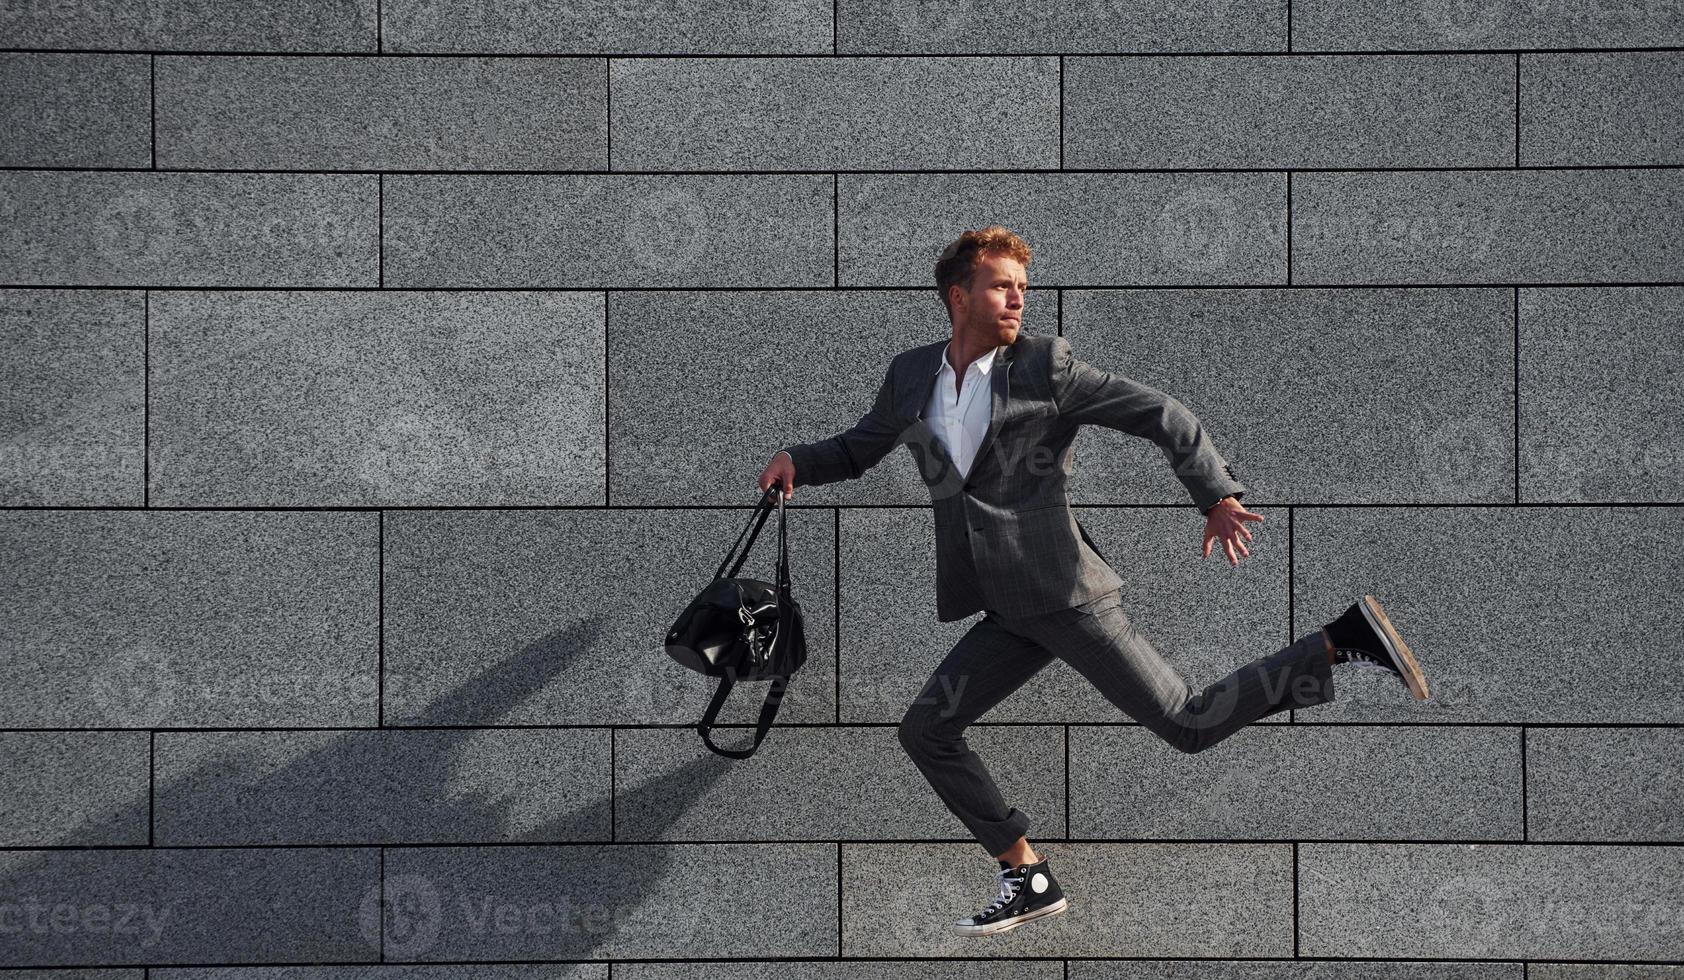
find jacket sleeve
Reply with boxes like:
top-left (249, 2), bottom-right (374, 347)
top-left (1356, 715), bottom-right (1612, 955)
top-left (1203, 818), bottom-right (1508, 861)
top-left (777, 358), bottom-right (904, 488)
top-left (1050, 335), bottom-right (1247, 515)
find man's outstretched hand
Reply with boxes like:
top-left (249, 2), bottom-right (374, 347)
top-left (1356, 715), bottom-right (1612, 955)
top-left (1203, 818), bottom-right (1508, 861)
top-left (1202, 495), bottom-right (1263, 567)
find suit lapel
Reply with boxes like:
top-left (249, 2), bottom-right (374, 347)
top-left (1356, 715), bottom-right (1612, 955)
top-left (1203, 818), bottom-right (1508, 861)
top-left (912, 340), bottom-right (944, 425)
top-left (967, 343), bottom-right (1014, 478)
top-left (910, 341), bottom-right (956, 475)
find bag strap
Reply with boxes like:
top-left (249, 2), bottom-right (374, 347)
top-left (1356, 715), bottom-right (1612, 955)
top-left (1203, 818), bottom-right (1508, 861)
top-left (774, 484), bottom-right (791, 594)
top-left (714, 487), bottom-right (779, 581)
top-left (769, 488), bottom-right (794, 656)
top-left (698, 670), bottom-right (791, 760)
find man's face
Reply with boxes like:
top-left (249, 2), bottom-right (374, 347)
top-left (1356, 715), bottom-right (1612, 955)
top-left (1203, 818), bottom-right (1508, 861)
top-left (953, 253), bottom-right (1027, 345)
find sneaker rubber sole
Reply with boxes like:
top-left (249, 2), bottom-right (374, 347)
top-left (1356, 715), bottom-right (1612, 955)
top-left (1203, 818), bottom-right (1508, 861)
top-left (952, 896), bottom-right (1070, 937)
top-left (1359, 594), bottom-right (1430, 700)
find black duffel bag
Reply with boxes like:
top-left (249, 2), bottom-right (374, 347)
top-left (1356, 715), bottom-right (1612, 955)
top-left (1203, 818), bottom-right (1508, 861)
top-left (666, 486), bottom-right (808, 759)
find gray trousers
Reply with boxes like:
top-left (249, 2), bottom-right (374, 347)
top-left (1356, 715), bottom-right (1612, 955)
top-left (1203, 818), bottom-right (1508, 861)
top-left (897, 588), bottom-right (1337, 857)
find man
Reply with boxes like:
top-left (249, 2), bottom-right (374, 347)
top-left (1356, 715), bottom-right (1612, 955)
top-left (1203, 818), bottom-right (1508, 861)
top-left (758, 226), bottom-right (1430, 937)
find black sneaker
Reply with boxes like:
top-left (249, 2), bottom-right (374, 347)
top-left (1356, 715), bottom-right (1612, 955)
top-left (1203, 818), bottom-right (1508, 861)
top-left (1323, 595), bottom-right (1430, 700)
top-left (952, 856), bottom-right (1069, 937)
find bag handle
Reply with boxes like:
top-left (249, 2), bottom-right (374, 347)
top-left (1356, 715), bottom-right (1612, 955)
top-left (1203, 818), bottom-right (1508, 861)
top-left (714, 486), bottom-right (780, 582)
top-left (768, 488), bottom-right (794, 658)
top-left (729, 488), bottom-right (797, 665)
top-left (698, 671), bottom-right (790, 759)
top-left (774, 484), bottom-right (791, 595)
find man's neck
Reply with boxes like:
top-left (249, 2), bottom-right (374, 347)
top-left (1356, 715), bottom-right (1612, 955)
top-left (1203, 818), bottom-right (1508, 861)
top-left (946, 335), bottom-right (998, 375)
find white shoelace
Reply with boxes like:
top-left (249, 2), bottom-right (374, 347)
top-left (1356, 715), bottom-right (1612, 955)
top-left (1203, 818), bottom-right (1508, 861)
top-left (981, 868), bottom-right (1025, 917)
top-left (1338, 649), bottom-right (1400, 680)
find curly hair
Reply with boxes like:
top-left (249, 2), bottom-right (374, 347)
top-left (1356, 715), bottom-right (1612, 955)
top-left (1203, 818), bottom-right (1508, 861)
top-left (934, 225), bottom-right (1034, 320)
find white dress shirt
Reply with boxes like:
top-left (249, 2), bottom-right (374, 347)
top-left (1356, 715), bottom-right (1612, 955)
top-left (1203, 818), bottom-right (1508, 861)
top-left (926, 341), bottom-right (1005, 479)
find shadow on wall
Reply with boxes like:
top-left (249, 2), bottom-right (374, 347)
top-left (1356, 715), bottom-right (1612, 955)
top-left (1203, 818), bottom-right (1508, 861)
top-left (0, 614), bottom-right (738, 966)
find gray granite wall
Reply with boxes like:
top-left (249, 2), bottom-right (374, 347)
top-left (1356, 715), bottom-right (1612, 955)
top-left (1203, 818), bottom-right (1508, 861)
top-left (2, 0), bottom-right (1681, 971)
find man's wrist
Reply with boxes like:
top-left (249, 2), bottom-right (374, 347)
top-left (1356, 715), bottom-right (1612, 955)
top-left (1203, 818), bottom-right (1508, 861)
top-left (1203, 493), bottom-right (1240, 516)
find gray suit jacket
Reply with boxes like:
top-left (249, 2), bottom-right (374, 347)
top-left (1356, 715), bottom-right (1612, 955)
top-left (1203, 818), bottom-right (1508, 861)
top-left (779, 333), bottom-right (1247, 622)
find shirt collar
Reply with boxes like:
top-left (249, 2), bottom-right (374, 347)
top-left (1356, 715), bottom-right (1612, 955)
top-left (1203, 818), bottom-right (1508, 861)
top-left (935, 340), bottom-right (1003, 377)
